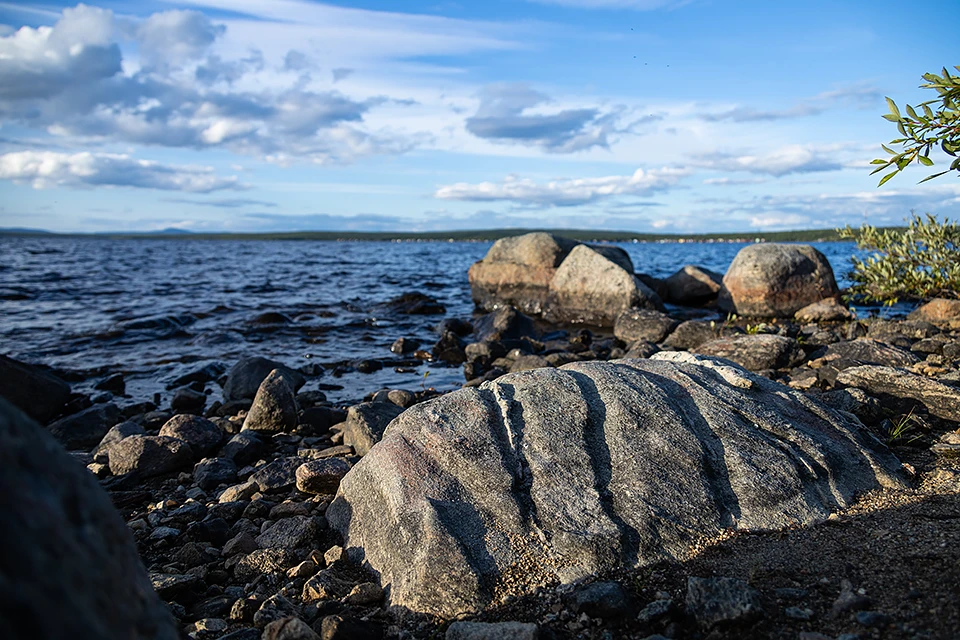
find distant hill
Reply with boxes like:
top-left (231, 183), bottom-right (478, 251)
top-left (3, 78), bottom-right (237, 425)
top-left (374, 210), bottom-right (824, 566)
top-left (0, 226), bottom-right (858, 243)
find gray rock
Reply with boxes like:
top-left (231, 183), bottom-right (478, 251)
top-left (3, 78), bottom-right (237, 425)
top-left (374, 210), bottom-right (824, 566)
top-left (96, 420), bottom-right (146, 455)
top-left (720, 244), bottom-right (840, 318)
top-left (622, 341), bottom-right (661, 360)
top-left (108, 435), bottom-right (195, 478)
top-left (856, 611), bottom-right (891, 627)
top-left (250, 457), bottom-right (305, 492)
top-left (234, 549), bottom-right (299, 581)
top-left (686, 576), bottom-right (764, 629)
top-left (694, 334), bottom-right (804, 371)
top-left (795, 298), bottom-right (854, 323)
top-left (445, 621), bottom-right (540, 640)
top-left (0, 354), bottom-right (71, 423)
top-left (296, 458), bottom-right (352, 494)
top-left (193, 457), bottom-right (238, 491)
top-left (567, 581), bottom-right (631, 619)
top-left (263, 617), bottom-right (320, 640)
top-left (662, 319), bottom-right (725, 350)
top-left (220, 430), bottom-right (265, 465)
top-left (586, 244), bottom-right (634, 272)
top-left (341, 582), bottom-right (383, 606)
top-left (223, 357), bottom-right (305, 402)
top-left (544, 245), bottom-right (664, 326)
top-left (223, 531), bottom-right (259, 556)
top-left (811, 338), bottom-right (920, 370)
top-left (510, 355), bottom-right (552, 373)
top-left (327, 353), bottom-right (904, 617)
top-left (817, 388), bottom-right (885, 424)
top-left (468, 233), bottom-right (578, 314)
top-left (660, 265), bottom-right (723, 305)
top-left (47, 402), bottom-right (121, 450)
top-left (473, 307), bottom-right (539, 343)
top-left (318, 615), bottom-right (383, 640)
top-left (243, 369), bottom-right (299, 433)
top-left (837, 365), bottom-right (960, 422)
top-left (0, 399), bottom-right (177, 639)
top-left (341, 402), bottom-right (404, 456)
top-left (159, 414), bottom-right (223, 456)
top-left (613, 309), bottom-right (679, 344)
top-left (255, 515), bottom-right (322, 550)
top-left (170, 387), bottom-right (206, 414)
top-left (253, 595), bottom-right (298, 630)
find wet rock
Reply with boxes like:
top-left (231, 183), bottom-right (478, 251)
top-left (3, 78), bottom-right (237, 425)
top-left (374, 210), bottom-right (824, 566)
top-left (837, 365), bottom-right (960, 422)
top-left (720, 244), bottom-right (840, 317)
top-left (297, 458), bottom-right (352, 494)
top-left (810, 338), bottom-right (920, 370)
top-left (613, 309), bottom-right (679, 344)
top-left (383, 292), bottom-right (446, 315)
top-left (390, 337), bottom-right (420, 354)
top-left (108, 435), bottom-right (194, 477)
top-left (908, 297), bottom-right (960, 328)
top-left (0, 354), bottom-right (72, 424)
top-left (264, 617), bottom-right (321, 640)
top-left (544, 245), bottom-right (664, 326)
top-left (468, 232), bottom-right (578, 314)
top-left (223, 357), bottom-right (305, 402)
top-left (341, 402), bottom-right (404, 456)
top-left (256, 515), bottom-right (322, 550)
top-left (220, 431), bottom-right (265, 466)
top-left (47, 402), bottom-right (121, 450)
top-left (327, 353), bottom-right (904, 617)
top-left (694, 334), bottom-right (804, 371)
top-left (567, 581), bottom-right (631, 619)
top-left (660, 265), bottom-right (723, 305)
top-left (686, 576), bottom-right (765, 630)
top-left (250, 457), bottom-right (304, 492)
top-left (95, 373), bottom-right (126, 396)
top-left (795, 298), bottom-right (854, 323)
top-left (474, 306), bottom-right (539, 342)
top-left (0, 399), bottom-right (177, 639)
top-left (438, 317), bottom-right (474, 337)
top-left (160, 414), bottom-right (223, 456)
top-left (194, 457), bottom-right (238, 491)
top-left (243, 369), bottom-right (299, 434)
top-left (445, 622), bottom-right (539, 640)
top-left (433, 331), bottom-right (468, 364)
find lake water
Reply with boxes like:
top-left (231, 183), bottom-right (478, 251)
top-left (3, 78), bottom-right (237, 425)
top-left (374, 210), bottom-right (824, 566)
top-left (0, 236), bottom-right (880, 405)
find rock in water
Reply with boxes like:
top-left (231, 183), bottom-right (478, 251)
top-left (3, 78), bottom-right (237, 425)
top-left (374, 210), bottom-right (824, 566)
top-left (222, 357), bottom-right (305, 402)
top-left (243, 369), bottom-right (299, 433)
top-left (468, 233), bottom-right (578, 314)
top-left (0, 354), bottom-right (71, 423)
top-left (327, 353), bottom-right (904, 617)
top-left (0, 399), bottom-right (178, 639)
top-left (543, 245), bottom-right (663, 326)
top-left (720, 244), bottom-right (840, 318)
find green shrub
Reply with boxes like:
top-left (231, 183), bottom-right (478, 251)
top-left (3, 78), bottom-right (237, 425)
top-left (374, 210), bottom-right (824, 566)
top-left (837, 213), bottom-right (960, 303)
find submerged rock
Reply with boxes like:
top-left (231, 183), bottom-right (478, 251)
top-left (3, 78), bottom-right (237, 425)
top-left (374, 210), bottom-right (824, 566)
top-left (328, 353), bottom-right (904, 617)
top-left (0, 399), bottom-right (178, 639)
top-left (720, 244), bottom-right (840, 318)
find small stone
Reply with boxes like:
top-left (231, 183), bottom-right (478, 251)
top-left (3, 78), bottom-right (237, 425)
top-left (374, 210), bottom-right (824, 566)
top-left (256, 515), bottom-right (322, 550)
top-left (263, 616), bottom-right (321, 640)
top-left (219, 480), bottom-right (258, 503)
top-left (785, 606), bottom-right (814, 620)
top-left (253, 594), bottom-right (298, 629)
top-left (831, 579), bottom-right (872, 617)
top-left (798, 633), bottom-right (833, 640)
top-left (636, 598), bottom-right (672, 624)
top-left (686, 576), bottom-right (764, 630)
top-left (296, 458), bottom-right (352, 495)
top-left (243, 369), bottom-right (299, 433)
top-left (567, 581), bottom-right (630, 619)
top-left (193, 457), bottom-right (237, 491)
top-left (223, 532), bottom-right (259, 556)
top-left (287, 560), bottom-right (319, 579)
top-left (323, 546), bottom-right (345, 566)
top-left (171, 387), bottom-right (206, 414)
top-left (159, 414), bottom-right (222, 456)
top-left (445, 621), bottom-right (540, 640)
top-left (341, 582), bottom-right (383, 606)
top-left (108, 435), bottom-right (194, 478)
top-left (855, 611), bottom-right (891, 627)
top-left (149, 526), bottom-right (181, 540)
top-left (319, 615), bottom-right (383, 640)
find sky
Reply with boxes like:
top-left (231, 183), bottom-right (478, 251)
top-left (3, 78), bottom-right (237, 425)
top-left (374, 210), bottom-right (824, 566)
top-left (0, 0), bottom-right (957, 234)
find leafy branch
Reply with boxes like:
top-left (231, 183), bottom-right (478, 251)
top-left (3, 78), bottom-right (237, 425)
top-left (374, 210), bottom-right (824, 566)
top-left (871, 66), bottom-right (960, 186)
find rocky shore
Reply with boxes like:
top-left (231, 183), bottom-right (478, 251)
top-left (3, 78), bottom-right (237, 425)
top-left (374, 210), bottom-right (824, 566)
top-left (2, 233), bottom-right (960, 640)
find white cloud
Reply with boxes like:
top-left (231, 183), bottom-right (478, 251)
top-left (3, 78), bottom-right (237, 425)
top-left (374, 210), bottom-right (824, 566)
top-left (136, 9), bottom-right (224, 68)
top-left (691, 144), bottom-right (850, 177)
top-left (0, 151), bottom-right (244, 192)
top-left (435, 167), bottom-right (689, 206)
top-left (527, 0), bottom-right (688, 9)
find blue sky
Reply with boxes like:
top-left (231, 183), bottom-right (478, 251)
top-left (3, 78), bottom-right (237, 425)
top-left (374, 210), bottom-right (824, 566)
top-left (0, 0), bottom-right (957, 233)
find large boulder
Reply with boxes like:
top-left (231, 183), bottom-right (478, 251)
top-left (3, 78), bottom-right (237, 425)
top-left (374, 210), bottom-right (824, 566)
top-left (660, 266), bottom-right (723, 306)
top-left (543, 245), bottom-right (663, 326)
top-left (468, 233), bottom-right (578, 314)
top-left (242, 369), bottom-right (299, 434)
top-left (836, 365), bottom-right (960, 422)
top-left (719, 244), bottom-right (840, 318)
top-left (107, 435), bottom-right (195, 478)
top-left (0, 355), bottom-right (71, 423)
top-left (222, 357), bottom-right (305, 402)
top-left (159, 414), bottom-right (223, 456)
top-left (327, 354), bottom-right (904, 617)
top-left (908, 298), bottom-right (960, 329)
top-left (0, 399), bottom-right (178, 640)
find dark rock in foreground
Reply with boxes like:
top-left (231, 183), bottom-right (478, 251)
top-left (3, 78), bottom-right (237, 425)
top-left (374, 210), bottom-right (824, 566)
top-left (0, 398), bottom-right (177, 639)
top-left (328, 353), bottom-right (904, 617)
top-left (0, 354), bottom-right (71, 423)
top-left (47, 402), bottom-right (120, 450)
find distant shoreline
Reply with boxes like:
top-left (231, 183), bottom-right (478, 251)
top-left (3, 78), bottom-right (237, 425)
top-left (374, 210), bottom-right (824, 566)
top-left (0, 226), bottom-right (882, 243)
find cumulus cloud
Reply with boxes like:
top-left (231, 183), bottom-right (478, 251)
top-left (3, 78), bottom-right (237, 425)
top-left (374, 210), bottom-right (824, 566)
top-left (136, 9), bottom-right (224, 69)
top-left (465, 83), bottom-right (636, 153)
top-left (690, 144), bottom-right (848, 177)
top-left (435, 167), bottom-right (689, 206)
top-left (0, 151), bottom-right (244, 192)
top-left (700, 83), bottom-right (882, 122)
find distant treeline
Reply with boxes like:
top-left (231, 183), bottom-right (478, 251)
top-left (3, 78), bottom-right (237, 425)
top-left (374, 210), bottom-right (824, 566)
top-left (0, 227), bottom-right (887, 243)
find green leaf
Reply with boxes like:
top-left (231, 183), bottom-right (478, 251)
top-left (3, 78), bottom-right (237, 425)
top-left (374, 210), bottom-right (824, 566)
top-left (882, 114), bottom-right (900, 122)
top-left (870, 158), bottom-right (888, 165)
top-left (919, 170), bottom-right (950, 184)
top-left (918, 155), bottom-right (934, 166)
top-left (923, 104), bottom-right (935, 119)
top-left (878, 171), bottom-right (898, 187)
top-left (906, 104), bottom-right (919, 119)
top-left (886, 97), bottom-right (901, 118)
top-left (881, 144), bottom-right (897, 155)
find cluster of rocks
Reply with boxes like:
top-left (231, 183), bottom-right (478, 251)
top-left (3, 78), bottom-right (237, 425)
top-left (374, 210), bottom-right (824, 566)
top-left (3, 233), bottom-right (960, 640)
